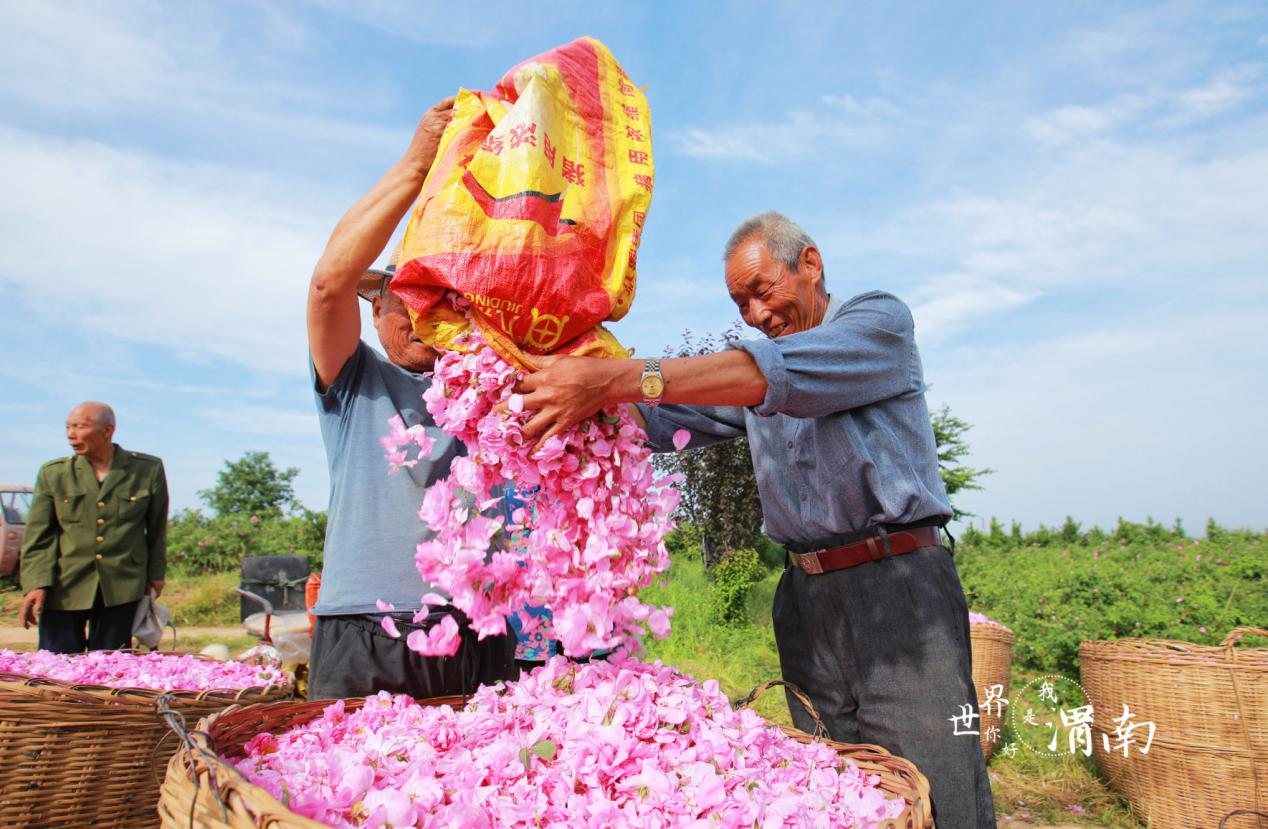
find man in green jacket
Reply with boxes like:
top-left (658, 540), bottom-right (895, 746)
top-left (18, 402), bottom-right (169, 653)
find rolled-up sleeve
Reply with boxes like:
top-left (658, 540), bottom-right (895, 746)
top-left (638, 404), bottom-right (747, 453)
top-left (727, 292), bottom-right (918, 419)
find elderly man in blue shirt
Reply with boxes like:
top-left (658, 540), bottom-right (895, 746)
top-left (516, 211), bottom-right (996, 828)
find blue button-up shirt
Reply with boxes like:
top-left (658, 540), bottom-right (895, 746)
top-left (641, 291), bottom-right (951, 548)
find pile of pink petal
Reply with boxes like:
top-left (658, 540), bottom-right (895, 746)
top-left (383, 328), bottom-right (680, 657)
top-left (969, 611), bottom-right (1012, 632)
top-left (0, 648), bottom-right (288, 691)
top-left (235, 655), bottom-right (905, 828)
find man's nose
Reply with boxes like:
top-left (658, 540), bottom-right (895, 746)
top-left (748, 298), bottom-right (772, 327)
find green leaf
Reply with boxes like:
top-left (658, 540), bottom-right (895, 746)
top-left (531, 739), bottom-right (557, 762)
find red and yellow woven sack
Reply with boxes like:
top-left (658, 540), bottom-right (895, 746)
top-left (394, 36), bottom-right (653, 369)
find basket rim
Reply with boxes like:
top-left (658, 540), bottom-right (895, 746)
top-left (0, 670), bottom-right (292, 705)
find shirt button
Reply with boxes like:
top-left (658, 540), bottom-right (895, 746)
top-left (96, 518), bottom-right (105, 525)
top-left (97, 501), bottom-right (105, 509)
top-left (95, 554), bottom-right (103, 561)
top-left (95, 535), bottom-right (104, 542)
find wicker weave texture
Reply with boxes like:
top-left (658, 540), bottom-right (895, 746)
top-left (1080, 627), bottom-right (1268, 829)
top-left (0, 672), bottom-right (291, 829)
top-left (162, 688), bottom-right (935, 829)
top-left (970, 623), bottom-right (1014, 759)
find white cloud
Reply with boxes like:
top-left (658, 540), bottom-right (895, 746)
top-left (0, 127), bottom-right (336, 373)
top-left (668, 116), bottom-right (818, 163)
top-left (1023, 93), bottom-right (1156, 145)
top-left (210, 404), bottom-right (322, 440)
top-left (1160, 63), bottom-right (1264, 127)
top-left (821, 93), bottom-right (902, 120)
top-left (312, 0), bottom-right (550, 47)
top-left (932, 303), bottom-right (1268, 532)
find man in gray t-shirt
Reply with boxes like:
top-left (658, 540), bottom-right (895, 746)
top-left (305, 97), bottom-right (515, 699)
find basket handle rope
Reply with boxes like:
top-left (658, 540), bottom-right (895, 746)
top-left (157, 693), bottom-right (240, 829)
top-left (733, 679), bottom-right (830, 741)
top-left (1219, 627), bottom-right (1268, 648)
top-left (1218, 809), bottom-right (1268, 828)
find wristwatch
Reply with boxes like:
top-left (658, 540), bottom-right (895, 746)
top-left (639, 359), bottom-right (665, 407)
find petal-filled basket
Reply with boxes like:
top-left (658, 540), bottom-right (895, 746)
top-left (158, 696), bottom-right (466, 829)
top-left (0, 667), bottom-right (291, 829)
top-left (737, 680), bottom-right (934, 829)
top-left (1080, 627), bottom-right (1268, 829)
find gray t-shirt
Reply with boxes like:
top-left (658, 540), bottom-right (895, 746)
top-left (311, 341), bottom-right (462, 615)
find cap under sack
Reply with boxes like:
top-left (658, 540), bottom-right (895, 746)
top-left (356, 265), bottom-right (396, 302)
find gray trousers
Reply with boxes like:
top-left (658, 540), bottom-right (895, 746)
top-left (772, 544), bottom-right (997, 829)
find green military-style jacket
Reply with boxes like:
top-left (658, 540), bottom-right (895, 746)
top-left (19, 445), bottom-right (168, 611)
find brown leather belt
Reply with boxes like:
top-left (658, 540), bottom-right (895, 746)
top-left (790, 526), bottom-right (943, 574)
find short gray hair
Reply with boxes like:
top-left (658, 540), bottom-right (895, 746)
top-left (72, 401), bottom-right (116, 429)
top-left (723, 211), bottom-right (820, 274)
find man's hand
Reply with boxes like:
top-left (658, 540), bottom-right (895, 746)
top-left (18, 589), bottom-right (45, 629)
top-left (147, 580), bottom-right (165, 598)
top-left (401, 96), bottom-right (456, 176)
top-left (308, 95), bottom-right (457, 389)
top-left (515, 355), bottom-right (637, 445)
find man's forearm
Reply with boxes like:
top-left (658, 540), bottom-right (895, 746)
top-left (604, 351), bottom-right (768, 408)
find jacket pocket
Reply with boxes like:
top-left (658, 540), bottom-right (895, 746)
top-left (118, 491), bottom-right (150, 520)
top-left (55, 493), bottom-right (85, 524)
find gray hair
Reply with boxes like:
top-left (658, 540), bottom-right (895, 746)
top-left (723, 211), bottom-right (821, 275)
top-left (73, 401), bottom-right (116, 429)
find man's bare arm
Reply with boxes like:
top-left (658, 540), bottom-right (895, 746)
top-left (308, 97), bottom-right (455, 389)
top-left (516, 350), bottom-right (767, 444)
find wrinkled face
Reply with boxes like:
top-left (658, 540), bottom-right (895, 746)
top-left (65, 406), bottom-right (113, 457)
top-left (374, 291), bottom-right (437, 372)
top-left (724, 237), bottom-right (827, 338)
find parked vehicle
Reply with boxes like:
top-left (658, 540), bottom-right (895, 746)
top-left (0, 484), bottom-right (33, 577)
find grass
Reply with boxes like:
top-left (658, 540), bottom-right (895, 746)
top-left (641, 548), bottom-right (1146, 827)
top-left (163, 569), bottom-right (241, 626)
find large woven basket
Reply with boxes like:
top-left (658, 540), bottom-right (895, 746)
top-left (970, 622), bottom-right (1014, 758)
top-left (737, 680), bottom-right (934, 829)
top-left (0, 668), bottom-right (292, 829)
top-left (160, 683), bottom-right (934, 829)
top-left (158, 695), bottom-right (467, 829)
top-left (1080, 626), bottom-right (1268, 829)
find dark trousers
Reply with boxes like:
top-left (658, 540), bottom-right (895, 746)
top-left (38, 589), bottom-right (138, 653)
top-left (309, 608), bottom-right (517, 700)
top-left (772, 544), bottom-right (997, 829)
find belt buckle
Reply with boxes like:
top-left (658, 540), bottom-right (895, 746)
top-left (796, 550), bottom-right (824, 575)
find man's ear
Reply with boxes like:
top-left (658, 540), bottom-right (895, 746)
top-left (371, 296), bottom-right (383, 323)
top-left (801, 246), bottom-right (824, 282)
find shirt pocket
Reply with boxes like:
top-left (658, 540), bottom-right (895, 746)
top-left (55, 493), bottom-right (86, 524)
top-left (118, 491), bottom-right (151, 520)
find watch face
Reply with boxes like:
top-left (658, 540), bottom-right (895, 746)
top-left (641, 375), bottom-right (664, 397)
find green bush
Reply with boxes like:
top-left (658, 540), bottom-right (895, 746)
top-left (709, 547), bottom-right (768, 626)
top-left (167, 508), bottom-right (326, 574)
top-left (957, 518), bottom-right (1266, 676)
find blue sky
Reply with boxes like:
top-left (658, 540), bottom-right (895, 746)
top-left (1, 1), bottom-right (1265, 533)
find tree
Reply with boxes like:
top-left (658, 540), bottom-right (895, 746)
top-left (929, 405), bottom-right (993, 520)
top-left (651, 324), bottom-right (764, 567)
top-left (199, 451), bottom-right (299, 517)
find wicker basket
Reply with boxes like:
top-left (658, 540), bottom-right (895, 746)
top-left (160, 682), bottom-right (934, 829)
top-left (158, 695), bottom-right (467, 829)
top-left (970, 622), bottom-right (1014, 758)
top-left (737, 680), bottom-right (934, 829)
top-left (0, 668), bottom-right (291, 829)
top-left (1080, 626), bottom-right (1268, 829)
